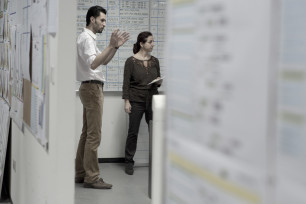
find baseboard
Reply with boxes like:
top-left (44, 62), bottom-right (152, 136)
top-left (98, 158), bottom-right (125, 163)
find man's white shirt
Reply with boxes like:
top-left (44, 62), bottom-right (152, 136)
top-left (76, 28), bottom-right (105, 82)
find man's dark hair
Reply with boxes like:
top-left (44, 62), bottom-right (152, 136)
top-left (86, 6), bottom-right (107, 26)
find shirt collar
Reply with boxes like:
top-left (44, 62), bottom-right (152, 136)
top-left (84, 28), bottom-right (96, 40)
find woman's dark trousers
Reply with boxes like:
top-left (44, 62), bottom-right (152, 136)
top-left (125, 101), bottom-right (152, 164)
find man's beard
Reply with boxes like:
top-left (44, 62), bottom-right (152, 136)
top-left (96, 27), bottom-right (104, 33)
top-left (94, 22), bottom-right (104, 33)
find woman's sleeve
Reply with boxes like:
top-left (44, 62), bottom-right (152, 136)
top-left (122, 58), bottom-right (133, 99)
top-left (156, 58), bottom-right (162, 87)
top-left (156, 58), bottom-right (161, 77)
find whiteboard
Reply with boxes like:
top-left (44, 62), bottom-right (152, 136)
top-left (76, 0), bottom-right (167, 91)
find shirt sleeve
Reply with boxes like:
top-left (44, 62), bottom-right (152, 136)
top-left (155, 58), bottom-right (162, 88)
top-left (122, 58), bottom-right (133, 99)
top-left (78, 38), bottom-right (97, 67)
top-left (156, 58), bottom-right (161, 77)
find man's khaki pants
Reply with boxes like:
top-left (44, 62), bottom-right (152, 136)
top-left (75, 83), bottom-right (103, 183)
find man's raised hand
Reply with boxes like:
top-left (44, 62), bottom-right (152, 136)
top-left (109, 29), bottom-right (130, 48)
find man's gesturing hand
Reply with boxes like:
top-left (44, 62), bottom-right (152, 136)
top-left (109, 29), bottom-right (130, 48)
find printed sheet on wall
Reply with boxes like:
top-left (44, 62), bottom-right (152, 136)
top-left (0, 0), bottom-right (49, 150)
top-left (275, 0), bottom-right (306, 203)
top-left (164, 0), bottom-right (272, 203)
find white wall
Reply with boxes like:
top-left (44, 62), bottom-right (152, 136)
top-left (10, 0), bottom-right (76, 203)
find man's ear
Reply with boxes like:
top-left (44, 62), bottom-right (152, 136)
top-left (90, 16), bottom-right (95, 23)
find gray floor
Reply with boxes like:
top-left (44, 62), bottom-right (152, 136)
top-left (75, 163), bottom-right (151, 204)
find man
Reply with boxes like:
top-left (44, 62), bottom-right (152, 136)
top-left (75, 5), bottom-right (129, 189)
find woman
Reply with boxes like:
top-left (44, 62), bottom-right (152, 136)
top-left (122, 31), bottom-right (162, 175)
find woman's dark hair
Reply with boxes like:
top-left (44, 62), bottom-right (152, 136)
top-left (133, 31), bottom-right (153, 54)
top-left (86, 6), bottom-right (107, 26)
